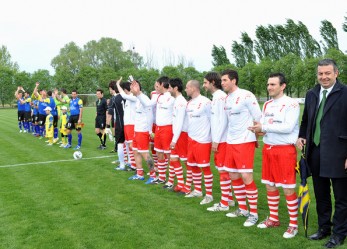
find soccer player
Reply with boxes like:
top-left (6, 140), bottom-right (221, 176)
top-left (23, 91), bottom-right (32, 133)
top-left (64, 90), bottom-right (83, 149)
top-left (33, 82), bottom-right (51, 139)
top-left (116, 79), bottom-right (137, 171)
top-left (59, 106), bottom-right (69, 147)
top-left (168, 78), bottom-right (191, 194)
top-left (221, 69), bottom-right (261, 227)
top-left (249, 73), bottom-right (299, 238)
top-left (47, 90), bottom-right (58, 143)
top-left (14, 87), bottom-right (26, 133)
top-left (127, 79), bottom-right (154, 180)
top-left (105, 81), bottom-right (126, 170)
top-left (184, 80), bottom-right (213, 205)
top-left (44, 106), bottom-right (54, 145)
top-left (95, 89), bottom-right (108, 150)
top-left (203, 72), bottom-right (235, 211)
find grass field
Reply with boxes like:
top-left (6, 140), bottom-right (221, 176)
top-left (0, 107), bottom-right (338, 249)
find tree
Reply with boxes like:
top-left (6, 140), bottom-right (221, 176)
top-left (31, 69), bottom-right (54, 91)
top-left (211, 45), bottom-right (230, 67)
top-left (0, 65), bottom-right (16, 107)
top-left (320, 20), bottom-right (339, 52)
top-left (0, 45), bottom-right (19, 70)
top-left (343, 15), bottom-right (347, 32)
top-left (232, 32), bottom-right (256, 68)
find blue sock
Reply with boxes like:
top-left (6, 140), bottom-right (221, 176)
top-left (68, 134), bottom-right (72, 145)
top-left (78, 133), bottom-right (82, 146)
top-left (29, 122), bottom-right (33, 132)
top-left (18, 121), bottom-right (22, 130)
top-left (35, 125), bottom-right (39, 134)
top-left (39, 126), bottom-right (44, 136)
top-left (24, 122), bottom-right (29, 131)
top-left (54, 127), bottom-right (58, 139)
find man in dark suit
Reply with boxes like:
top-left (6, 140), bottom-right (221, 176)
top-left (297, 59), bottom-right (347, 248)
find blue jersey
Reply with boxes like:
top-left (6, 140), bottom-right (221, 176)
top-left (24, 97), bottom-right (32, 112)
top-left (17, 98), bottom-right (25, 111)
top-left (69, 98), bottom-right (83, 116)
top-left (38, 97), bottom-right (50, 115)
top-left (49, 96), bottom-right (57, 116)
top-left (33, 100), bottom-right (39, 115)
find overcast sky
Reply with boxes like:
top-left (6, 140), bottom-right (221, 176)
top-left (1, 0), bottom-right (346, 74)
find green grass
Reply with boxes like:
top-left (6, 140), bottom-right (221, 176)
top-left (0, 107), bottom-right (338, 249)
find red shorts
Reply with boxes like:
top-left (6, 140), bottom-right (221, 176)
top-left (150, 124), bottom-right (156, 143)
top-left (171, 132), bottom-right (188, 161)
top-left (187, 137), bottom-right (211, 167)
top-left (154, 125), bottom-right (173, 153)
top-left (261, 144), bottom-right (297, 188)
top-left (224, 142), bottom-right (256, 173)
top-left (124, 125), bottom-right (134, 143)
top-left (214, 142), bottom-right (226, 171)
top-left (133, 132), bottom-right (150, 153)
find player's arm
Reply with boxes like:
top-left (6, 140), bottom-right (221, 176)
top-left (213, 98), bottom-right (228, 144)
top-left (171, 103), bottom-right (185, 145)
top-left (78, 100), bottom-right (83, 123)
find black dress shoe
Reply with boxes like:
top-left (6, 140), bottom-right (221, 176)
top-left (324, 235), bottom-right (345, 248)
top-left (309, 230), bottom-right (331, 240)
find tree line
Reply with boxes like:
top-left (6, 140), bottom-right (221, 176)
top-left (1, 17), bottom-right (347, 107)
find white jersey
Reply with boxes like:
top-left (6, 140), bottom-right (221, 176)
top-left (120, 92), bottom-right (136, 125)
top-left (261, 95), bottom-right (300, 145)
top-left (156, 91), bottom-right (175, 126)
top-left (134, 93), bottom-right (153, 132)
top-left (211, 89), bottom-right (227, 143)
top-left (186, 94), bottom-right (211, 143)
top-left (225, 88), bottom-right (261, 144)
top-left (172, 94), bottom-right (188, 143)
top-left (150, 91), bottom-right (160, 125)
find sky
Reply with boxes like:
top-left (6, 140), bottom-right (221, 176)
top-left (1, 0), bottom-right (346, 74)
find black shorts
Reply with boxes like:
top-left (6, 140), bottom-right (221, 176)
top-left (32, 114), bottom-right (39, 123)
top-left (114, 122), bottom-right (125, 144)
top-left (24, 111), bottom-right (32, 122)
top-left (95, 115), bottom-right (106, 129)
top-left (18, 111), bottom-right (25, 121)
top-left (66, 115), bottom-right (81, 131)
top-left (38, 114), bottom-right (47, 126)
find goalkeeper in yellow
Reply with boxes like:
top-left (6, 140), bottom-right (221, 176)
top-left (44, 107), bottom-right (54, 145)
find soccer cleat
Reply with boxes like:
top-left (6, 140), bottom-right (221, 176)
top-left (19, 130), bottom-right (23, 133)
top-left (47, 143), bottom-right (53, 146)
top-left (163, 183), bottom-right (174, 189)
top-left (173, 185), bottom-right (183, 192)
top-left (23, 130), bottom-right (27, 133)
top-left (228, 200), bottom-right (236, 207)
top-left (64, 144), bottom-right (72, 149)
top-left (179, 188), bottom-right (191, 195)
top-left (185, 190), bottom-right (203, 198)
top-left (53, 138), bottom-right (59, 144)
top-left (59, 144), bottom-right (66, 148)
top-left (114, 166), bottom-right (126, 171)
top-left (243, 214), bottom-right (259, 227)
top-left (226, 208), bottom-right (249, 218)
top-left (74, 145), bottom-right (81, 150)
top-left (128, 174), bottom-right (145, 180)
top-left (257, 217), bottom-right (280, 228)
top-left (111, 160), bottom-right (120, 165)
top-left (207, 203), bottom-right (229, 212)
top-left (151, 178), bottom-right (166, 184)
top-left (145, 177), bottom-right (156, 184)
top-left (97, 145), bottom-right (106, 150)
top-left (283, 226), bottom-right (298, 239)
top-left (200, 195), bottom-right (213, 205)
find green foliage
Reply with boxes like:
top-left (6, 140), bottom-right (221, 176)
top-left (0, 65), bottom-right (16, 107)
top-left (320, 20), bottom-right (339, 52)
top-left (211, 45), bottom-right (230, 67)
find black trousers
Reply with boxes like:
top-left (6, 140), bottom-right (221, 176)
top-left (309, 145), bottom-right (347, 239)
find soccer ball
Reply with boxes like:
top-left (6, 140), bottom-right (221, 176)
top-left (73, 151), bottom-right (83, 160)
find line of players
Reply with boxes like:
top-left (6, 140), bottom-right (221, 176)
top-left (14, 82), bottom-right (84, 149)
top-left (104, 70), bottom-right (300, 239)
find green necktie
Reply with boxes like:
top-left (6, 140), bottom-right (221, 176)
top-left (313, 90), bottom-right (327, 146)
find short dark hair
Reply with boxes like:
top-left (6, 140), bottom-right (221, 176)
top-left (96, 89), bottom-right (103, 94)
top-left (205, 72), bottom-right (222, 90)
top-left (221, 69), bottom-right (239, 85)
top-left (157, 76), bottom-right (170, 89)
top-left (269, 72), bottom-right (286, 86)
top-left (47, 90), bottom-right (52, 96)
top-left (60, 88), bottom-right (67, 94)
top-left (169, 78), bottom-right (183, 92)
top-left (108, 80), bottom-right (119, 93)
top-left (121, 82), bottom-right (131, 92)
top-left (318, 58), bottom-right (338, 72)
top-left (72, 90), bottom-right (77, 94)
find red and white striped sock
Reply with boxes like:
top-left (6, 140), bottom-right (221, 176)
top-left (128, 148), bottom-right (136, 169)
top-left (185, 162), bottom-right (193, 191)
top-left (157, 159), bottom-right (167, 181)
top-left (136, 168), bottom-right (144, 177)
top-left (232, 178), bottom-right (247, 212)
top-left (172, 160), bottom-right (184, 187)
top-left (167, 163), bottom-right (175, 185)
top-left (245, 181), bottom-right (258, 216)
top-left (202, 167), bottom-right (213, 197)
top-left (267, 190), bottom-right (280, 221)
top-left (220, 172), bottom-right (231, 207)
top-left (123, 143), bottom-right (128, 163)
top-left (191, 166), bottom-right (202, 193)
top-left (152, 149), bottom-right (158, 172)
top-left (286, 192), bottom-right (298, 228)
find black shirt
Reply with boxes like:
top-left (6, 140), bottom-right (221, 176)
top-left (96, 97), bottom-right (108, 116)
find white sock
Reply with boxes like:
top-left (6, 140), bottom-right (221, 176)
top-left (117, 143), bottom-right (125, 168)
top-left (125, 143), bottom-right (130, 162)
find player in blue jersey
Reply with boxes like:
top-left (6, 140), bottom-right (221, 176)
top-left (14, 87), bottom-right (26, 133)
top-left (47, 90), bottom-right (59, 143)
top-left (33, 82), bottom-right (51, 139)
top-left (23, 91), bottom-right (32, 133)
top-left (64, 90), bottom-right (83, 149)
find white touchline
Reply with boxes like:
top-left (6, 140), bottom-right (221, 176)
top-left (0, 155), bottom-right (115, 168)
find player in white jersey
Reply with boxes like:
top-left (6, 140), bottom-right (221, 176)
top-left (116, 80), bottom-right (137, 171)
top-left (127, 80), bottom-right (155, 180)
top-left (168, 78), bottom-right (191, 194)
top-left (249, 73), bottom-right (299, 239)
top-left (150, 83), bottom-right (160, 173)
top-left (184, 80), bottom-right (213, 204)
top-left (136, 77), bottom-right (175, 186)
top-left (221, 69), bottom-right (262, 227)
top-left (203, 72), bottom-right (235, 211)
